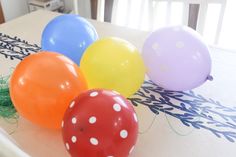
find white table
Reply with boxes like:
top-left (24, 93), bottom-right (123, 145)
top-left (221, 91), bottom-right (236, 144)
top-left (0, 10), bottom-right (236, 157)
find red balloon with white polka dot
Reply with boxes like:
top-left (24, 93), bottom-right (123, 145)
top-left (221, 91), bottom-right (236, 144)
top-left (62, 89), bottom-right (138, 157)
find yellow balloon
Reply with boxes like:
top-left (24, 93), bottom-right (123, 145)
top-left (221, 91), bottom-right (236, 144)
top-left (80, 37), bottom-right (145, 97)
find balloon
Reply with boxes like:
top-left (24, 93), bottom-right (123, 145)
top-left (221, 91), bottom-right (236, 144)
top-left (62, 89), bottom-right (138, 157)
top-left (142, 26), bottom-right (212, 91)
top-left (10, 52), bottom-right (87, 129)
top-left (41, 14), bottom-right (98, 65)
top-left (80, 37), bottom-right (145, 97)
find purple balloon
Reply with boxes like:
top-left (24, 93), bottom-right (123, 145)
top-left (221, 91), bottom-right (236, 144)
top-left (142, 26), bottom-right (212, 91)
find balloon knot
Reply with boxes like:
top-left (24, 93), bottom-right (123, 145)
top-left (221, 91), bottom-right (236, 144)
top-left (207, 75), bottom-right (213, 81)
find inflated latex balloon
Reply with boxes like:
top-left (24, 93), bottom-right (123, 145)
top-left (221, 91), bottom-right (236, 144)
top-left (142, 26), bottom-right (212, 91)
top-left (10, 52), bottom-right (87, 129)
top-left (80, 37), bottom-right (145, 97)
top-left (41, 14), bottom-right (98, 65)
top-left (62, 89), bottom-right (138, 157)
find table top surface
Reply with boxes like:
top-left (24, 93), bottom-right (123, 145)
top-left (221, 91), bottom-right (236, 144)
top-left (0, 10), bottom-right (236, 157)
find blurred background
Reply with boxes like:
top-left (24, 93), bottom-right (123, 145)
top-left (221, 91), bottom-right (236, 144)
top-left (0, 0), bottom-right (235, 51)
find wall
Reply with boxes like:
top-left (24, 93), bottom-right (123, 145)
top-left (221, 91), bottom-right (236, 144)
top-left (0, 0), bottom-right (28, 21)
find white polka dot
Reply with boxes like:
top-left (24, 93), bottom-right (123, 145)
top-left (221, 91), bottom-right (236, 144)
top-left (90, 91), bottom-right (98, 97)
top-left (65, 143), bottom-right (70, 150)
top-left (71, 136), bottom-right (77, 143)
top-left (61, 120), bottom-right (64, 128)
top-left (107, 156), bottom-right (114, 157)
top-left (129, 146), bottom-right (135, 154)
top-left (152, 42), bottom-right (159, 50)
top-left (89, 116), bottom-right (97, 124)
top-left (72, 117), bottom-right (77, 124)
top-left (176, 41), bottom-right (184, 48)
top-left (133, 113), bottom-right (138, 122)
top-left (120, 130), bottom-right (128, 139)
top-left (113, 103), bottom-right (121, 112)
top-left (69, 101), bottom-right (75, 108)
top-left (90, 137), bottom-right (99, 145)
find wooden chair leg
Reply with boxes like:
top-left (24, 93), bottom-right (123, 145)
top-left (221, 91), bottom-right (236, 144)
top-left (188, 4), bottom-right (200, 30)
top-left (104, 0), bottom-right (114, 22)
top-left (0, 2), bottom-right (5, 24)
top-left (90, 0), bottom-right (98, 20)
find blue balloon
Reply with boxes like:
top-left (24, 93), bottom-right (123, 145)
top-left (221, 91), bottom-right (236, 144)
top-left (41, 14), bottom-right (98, 65)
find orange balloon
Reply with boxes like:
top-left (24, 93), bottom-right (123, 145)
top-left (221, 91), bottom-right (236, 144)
top-left (10, 52), bottom-right (87, 129)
